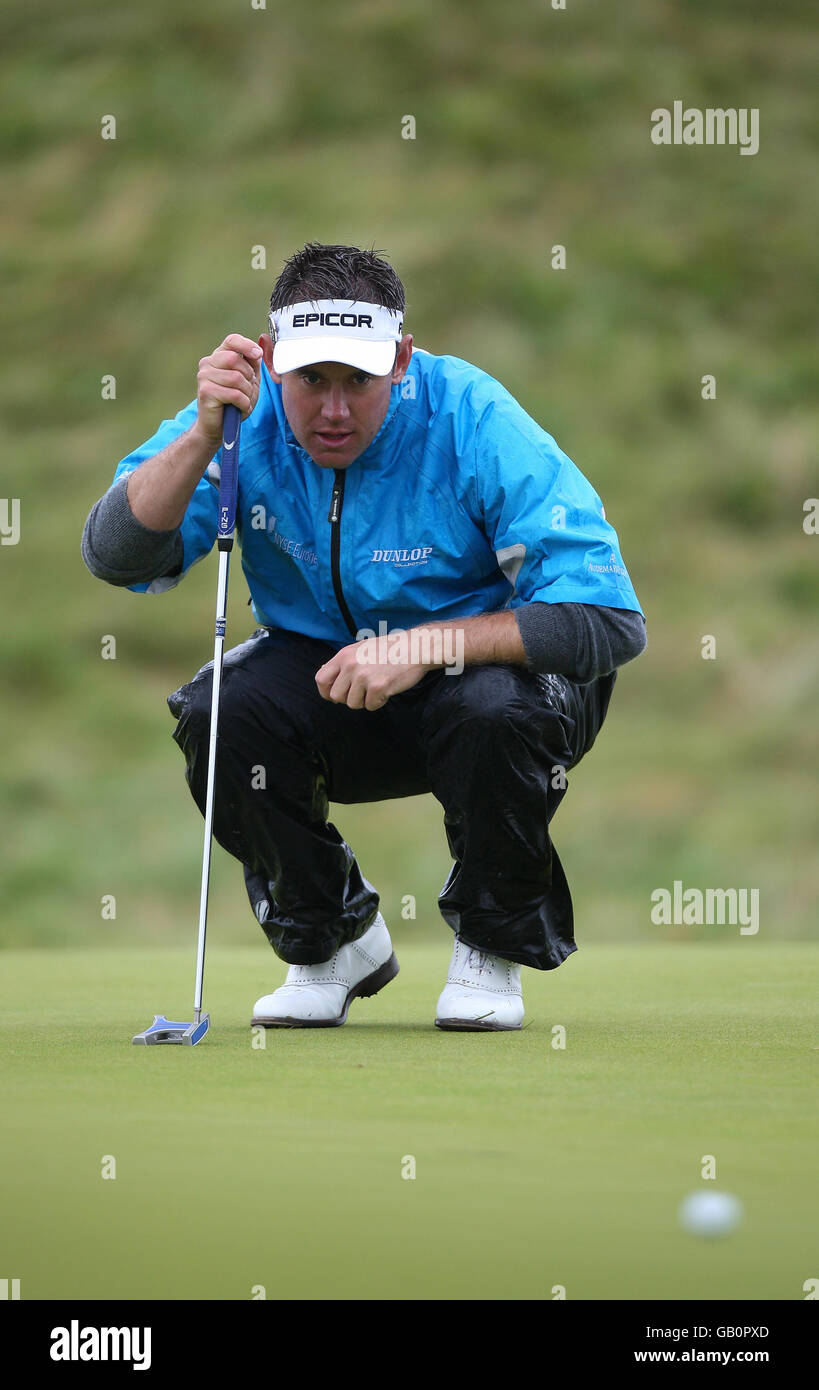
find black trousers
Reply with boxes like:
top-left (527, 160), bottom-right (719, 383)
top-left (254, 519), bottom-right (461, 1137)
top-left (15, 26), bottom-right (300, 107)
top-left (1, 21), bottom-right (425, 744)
top-left (167, 626), bottom-right (617, 971)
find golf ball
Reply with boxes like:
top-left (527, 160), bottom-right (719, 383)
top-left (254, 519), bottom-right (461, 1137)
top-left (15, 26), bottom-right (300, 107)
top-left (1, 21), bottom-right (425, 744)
top-left (678, 1190), bottom-right (743, 1238)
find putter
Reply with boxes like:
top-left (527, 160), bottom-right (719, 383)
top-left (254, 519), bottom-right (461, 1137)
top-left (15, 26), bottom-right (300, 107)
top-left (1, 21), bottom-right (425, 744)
top-left (133, 402), bottom-right (242, 1046)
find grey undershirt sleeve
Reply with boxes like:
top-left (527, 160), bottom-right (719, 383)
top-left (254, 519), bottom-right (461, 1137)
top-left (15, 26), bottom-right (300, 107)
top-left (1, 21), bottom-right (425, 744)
top-left (81, 474), bottom-right (184, 586)
top-left (514, 601), bottom-right (647, 683)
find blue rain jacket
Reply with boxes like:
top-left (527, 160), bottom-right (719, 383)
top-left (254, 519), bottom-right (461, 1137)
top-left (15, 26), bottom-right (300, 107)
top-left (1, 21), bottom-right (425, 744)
top-left (112, 348), bottom-right (643, 642)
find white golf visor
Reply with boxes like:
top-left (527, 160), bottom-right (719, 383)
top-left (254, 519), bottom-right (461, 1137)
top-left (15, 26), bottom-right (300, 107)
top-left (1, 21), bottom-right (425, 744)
top-left (270, 300), bottom-right (404, 376)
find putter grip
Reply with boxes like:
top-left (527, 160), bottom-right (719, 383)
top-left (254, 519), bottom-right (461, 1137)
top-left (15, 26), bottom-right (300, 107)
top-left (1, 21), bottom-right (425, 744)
top-left (218, 404), bottom-right (241, 540)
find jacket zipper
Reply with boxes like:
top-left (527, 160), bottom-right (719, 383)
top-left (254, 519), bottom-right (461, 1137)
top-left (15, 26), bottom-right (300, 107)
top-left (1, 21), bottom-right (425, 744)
top-left (328, 470), bottom-right (359, 638)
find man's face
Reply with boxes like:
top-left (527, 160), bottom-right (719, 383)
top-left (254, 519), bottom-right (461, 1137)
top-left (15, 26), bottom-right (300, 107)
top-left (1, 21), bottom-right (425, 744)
top-left (262, 334), bottom-right (413, 469)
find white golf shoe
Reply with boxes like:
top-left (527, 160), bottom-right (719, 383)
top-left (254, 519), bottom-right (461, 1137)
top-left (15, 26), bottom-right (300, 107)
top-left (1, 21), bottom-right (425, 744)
top-left (435, 935), bottom-right (524, 1031)
top-left (251, 913), bottom-right (398, 1028)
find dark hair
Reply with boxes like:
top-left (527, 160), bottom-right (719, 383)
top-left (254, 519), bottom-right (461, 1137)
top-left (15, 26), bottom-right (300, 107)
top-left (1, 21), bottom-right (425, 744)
top-left (269, 243), bottom-right (406, 313)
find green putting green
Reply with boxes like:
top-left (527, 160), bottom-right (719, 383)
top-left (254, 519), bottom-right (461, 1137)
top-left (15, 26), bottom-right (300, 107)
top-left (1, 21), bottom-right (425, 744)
top-left (0, 941), bottom-right (814, 1301)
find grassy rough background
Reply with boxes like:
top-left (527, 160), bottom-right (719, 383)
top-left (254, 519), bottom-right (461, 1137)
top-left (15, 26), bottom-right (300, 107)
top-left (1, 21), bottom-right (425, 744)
top-left (1, 1), bottom-right (816, 953)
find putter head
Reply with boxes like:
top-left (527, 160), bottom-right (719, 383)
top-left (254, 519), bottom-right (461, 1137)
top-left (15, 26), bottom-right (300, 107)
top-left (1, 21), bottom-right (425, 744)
top-left (132, 1014), bottom-right (210, 1046)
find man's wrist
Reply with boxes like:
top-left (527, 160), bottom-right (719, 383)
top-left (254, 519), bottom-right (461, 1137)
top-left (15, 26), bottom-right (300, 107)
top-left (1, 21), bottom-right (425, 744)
top-left (406, 612), bottom-right (526, 669)
top-left (188, 420), bottom-right (221, 458)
